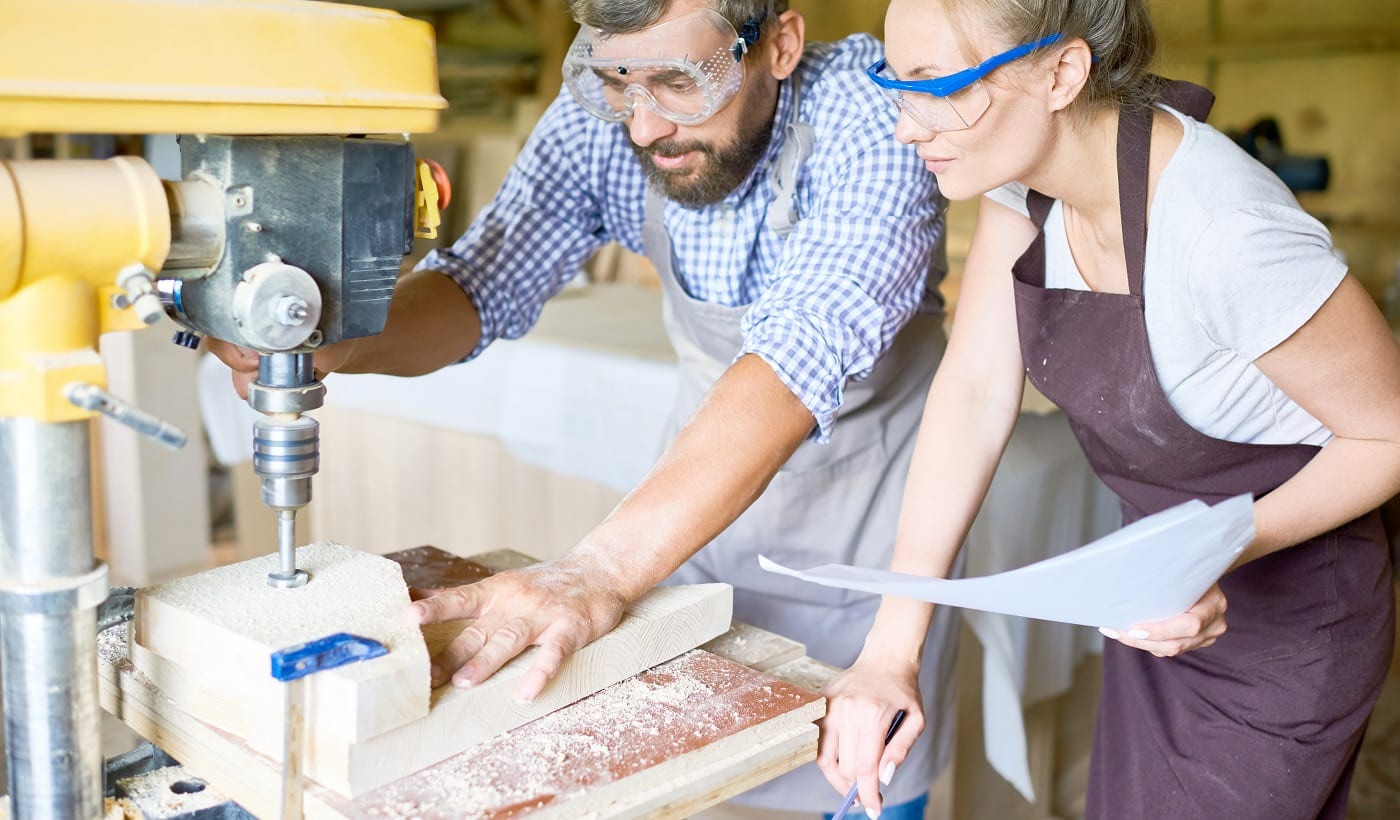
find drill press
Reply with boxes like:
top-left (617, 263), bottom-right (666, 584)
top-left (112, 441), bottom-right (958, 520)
top-left (0, 0), bottom-right (444, 814)
top-left (157, 134), bottom-right (429, 588)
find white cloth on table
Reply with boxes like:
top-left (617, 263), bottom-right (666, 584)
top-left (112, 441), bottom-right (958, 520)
top-left (943, 411), bottom-right (1118, 799)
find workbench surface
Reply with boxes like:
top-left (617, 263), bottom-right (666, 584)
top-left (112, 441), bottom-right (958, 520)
top-left (97, 548), bottom-right (835, 819)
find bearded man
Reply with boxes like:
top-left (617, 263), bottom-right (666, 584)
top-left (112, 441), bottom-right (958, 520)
top-left (212, 2), bottom-right (952, 814)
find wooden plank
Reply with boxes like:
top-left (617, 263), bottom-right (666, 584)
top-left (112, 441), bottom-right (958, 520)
top-left (454, 547), bottom-right (536, 574)
top-left (99, 628), bottom-right (824, 819)
top-left (347, 650), bottom-right (824, 818)
top-left (700, 621), bottom-right (808, 672)
top-left (114, 544), bottom-right (827, 814)
top-left (403, 549), bottom-right (811, 674)
top-left (642, 724), bottom-right (816, 819)
top-left (98, 625), bottom-right (352, 820)
top-left (322, 582), bottom-right (734, 795)
top-left (132, 542), bottom-right (735, 797)
top-left (131, 544), bottom-right (431, 749)
top-left (765, 655), bottom-right (842, 694)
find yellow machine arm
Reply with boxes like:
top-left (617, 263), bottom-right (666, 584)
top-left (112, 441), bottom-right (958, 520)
top-left (0, 2), bottom-right (446, 817)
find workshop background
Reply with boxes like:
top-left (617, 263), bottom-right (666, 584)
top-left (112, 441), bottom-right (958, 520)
top-left (2, 0), bottom-right (1396, 818)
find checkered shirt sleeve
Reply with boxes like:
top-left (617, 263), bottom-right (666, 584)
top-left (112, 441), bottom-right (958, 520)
top-left (417, 35), bottom-right (946, 443)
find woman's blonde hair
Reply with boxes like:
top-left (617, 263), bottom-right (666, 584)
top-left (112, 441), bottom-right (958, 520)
top-left (947, 0), bottom-right (1160, 114)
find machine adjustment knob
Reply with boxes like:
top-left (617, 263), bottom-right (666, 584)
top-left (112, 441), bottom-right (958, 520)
top-left (172, 329), bottom-right (202, 350)
top-left (231, 262), bottom-right (323, 351)
top-left (114, 263), bottom-right (165, 326)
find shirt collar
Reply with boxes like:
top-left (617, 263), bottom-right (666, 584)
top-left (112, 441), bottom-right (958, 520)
top-left (714, 70), bottom-right (797, 208)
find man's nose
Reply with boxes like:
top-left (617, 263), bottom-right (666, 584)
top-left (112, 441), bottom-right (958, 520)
top-left (627, 105), bottom-right (678, 148)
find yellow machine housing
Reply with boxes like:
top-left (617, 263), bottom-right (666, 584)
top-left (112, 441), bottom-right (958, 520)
top-left (0, 2), bottom-right (446, 817)
top-left (0, 0), bottom-right (445, 137)
top-left (0, 0), bottom-right (446, 423)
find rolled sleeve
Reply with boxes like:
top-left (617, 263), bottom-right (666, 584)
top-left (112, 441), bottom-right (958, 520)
top-left (739, 129), bottom-right (944, 441)
top-left (741, 289), bottom-right (892, 438)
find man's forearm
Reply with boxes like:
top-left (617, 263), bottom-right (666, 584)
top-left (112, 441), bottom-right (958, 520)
top-left (335, 269), bottom-right (482, 377)
top-left (576, 354), bottom-right (816, 600)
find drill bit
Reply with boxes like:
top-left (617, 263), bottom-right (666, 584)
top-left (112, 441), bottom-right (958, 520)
top-left (271, 509), bottom-right (306, 588)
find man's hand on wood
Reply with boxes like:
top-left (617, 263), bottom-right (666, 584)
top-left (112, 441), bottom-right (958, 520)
top-left (407, 555), bottom-right (630, 703)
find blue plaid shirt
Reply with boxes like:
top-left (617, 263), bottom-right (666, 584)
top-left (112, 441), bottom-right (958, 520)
top-left (419, 34), bottom-right (947, 441)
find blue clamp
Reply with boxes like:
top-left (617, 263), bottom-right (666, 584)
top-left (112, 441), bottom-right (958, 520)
top-left (269, 633), bottom-right (387, 683)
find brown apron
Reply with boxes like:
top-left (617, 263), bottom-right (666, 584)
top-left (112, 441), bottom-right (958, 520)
top-left (1011, 82), bottom-right (1394, 819)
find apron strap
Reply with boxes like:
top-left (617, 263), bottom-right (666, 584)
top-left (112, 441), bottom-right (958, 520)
top-left (642, 183), bottom-right (673, 275)
top-left (1017, 77), bottom-right (1214, 296)
top-left (1158, 79), bottom-right (1215, 122)
top-left (1026, 189), bottom-right (1055, 228)
top-left (766, 73), bottom-right (813, 238)
top-left (1117, 102), bottom-right (1153, 298)
top-left (1118, 78), bottom-right (1214, 298)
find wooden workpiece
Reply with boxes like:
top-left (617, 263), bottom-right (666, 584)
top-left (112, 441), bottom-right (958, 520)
top-left (101, 547), bottom-right (832, 817)
top-left (129, 543), bottom-right (734, 796)
top-left (132, 545), bottom-right (430, 748)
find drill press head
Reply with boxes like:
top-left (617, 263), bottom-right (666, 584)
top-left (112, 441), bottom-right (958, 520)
top-left (156, 135), bottom-right (422, 587)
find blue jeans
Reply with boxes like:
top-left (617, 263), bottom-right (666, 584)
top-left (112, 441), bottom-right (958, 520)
top-left (823, 793), bottom-right (927, 820)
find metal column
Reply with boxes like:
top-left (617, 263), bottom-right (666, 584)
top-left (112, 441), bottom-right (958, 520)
top-left (0, 418), bottom-right (105, 819)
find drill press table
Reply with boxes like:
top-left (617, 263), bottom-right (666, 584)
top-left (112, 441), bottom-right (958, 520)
top-left (97, 548), bottom-right (833, 819)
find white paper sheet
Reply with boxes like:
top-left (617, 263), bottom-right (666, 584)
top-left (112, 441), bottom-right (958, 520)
top-left (760, 494), bottom-right (1256, 630)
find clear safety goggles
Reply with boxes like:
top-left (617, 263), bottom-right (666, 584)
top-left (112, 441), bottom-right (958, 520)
top-left (866, 33), bottom-right (1064, 132)
top-left (563, 8), bottom-right (761, 126)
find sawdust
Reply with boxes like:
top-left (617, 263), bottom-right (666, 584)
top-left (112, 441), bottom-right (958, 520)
top-left (114, 765), bottom-right (228, 816)
top-left (354, 650), bottom-right (815, 820)
top-left (102, 797), bottom-right (141, 820)
top-left (97, 623), bottom-right (129, 668)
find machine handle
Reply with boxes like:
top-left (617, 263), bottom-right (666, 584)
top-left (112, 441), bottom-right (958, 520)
top-left (64, 383), bottom-right (187, 449)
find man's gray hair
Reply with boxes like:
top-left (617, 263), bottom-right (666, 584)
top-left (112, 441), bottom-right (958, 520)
top-left (567, 0), bottom-right (788, 35)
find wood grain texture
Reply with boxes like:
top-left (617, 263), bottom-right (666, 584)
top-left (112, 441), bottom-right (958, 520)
top-left (700, 621), bottom-right (807, 673)
top-left (131, 544), bottom-right (431, 751)
top-left (99, 572), bottom-right (823, 819)
top-left (132, 542), bottom-right (736, 797)
top-left (324, 581), bottom-right (734, 795)
top-left (347, 651), bottom-right (824, 819)
top-left (97, 627), bottom-right (352, 820)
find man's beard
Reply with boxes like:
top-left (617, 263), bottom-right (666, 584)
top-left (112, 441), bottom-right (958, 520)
top-left (630, 107), bottom-right (775, 208)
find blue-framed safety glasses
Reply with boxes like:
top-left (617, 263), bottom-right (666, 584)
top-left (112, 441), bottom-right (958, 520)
top-left (866, 33), bottom-right (1064, 132)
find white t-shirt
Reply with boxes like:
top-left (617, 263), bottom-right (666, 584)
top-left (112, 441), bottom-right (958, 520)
top-left (986, 106), bottom-right (1345, 446)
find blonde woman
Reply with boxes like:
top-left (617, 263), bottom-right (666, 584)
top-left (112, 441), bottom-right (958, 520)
top-left (820, 0), bottom-right (1400, 817)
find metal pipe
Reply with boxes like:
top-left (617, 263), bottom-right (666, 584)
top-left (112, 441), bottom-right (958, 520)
top-left (258, 351), bottom-right (316, 389)
top-left (0, 419), bottom-right (102, 819)
top-left (160, 178), bottom-right (224, 272)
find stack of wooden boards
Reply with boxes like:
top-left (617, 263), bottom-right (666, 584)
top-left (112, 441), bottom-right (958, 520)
top-left (102, 543), bottom-right (830, 817)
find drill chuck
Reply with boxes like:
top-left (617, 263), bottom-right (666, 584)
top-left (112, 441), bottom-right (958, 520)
top-left (253, 415), bottom-right (319, 511)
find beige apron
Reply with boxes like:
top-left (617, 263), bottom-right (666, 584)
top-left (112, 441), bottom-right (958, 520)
top-left (647, 88), bottom-right (957, 808)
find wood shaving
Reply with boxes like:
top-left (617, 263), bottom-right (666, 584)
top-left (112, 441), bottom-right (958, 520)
top-left (353, 651), bottom-right (815, 820)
